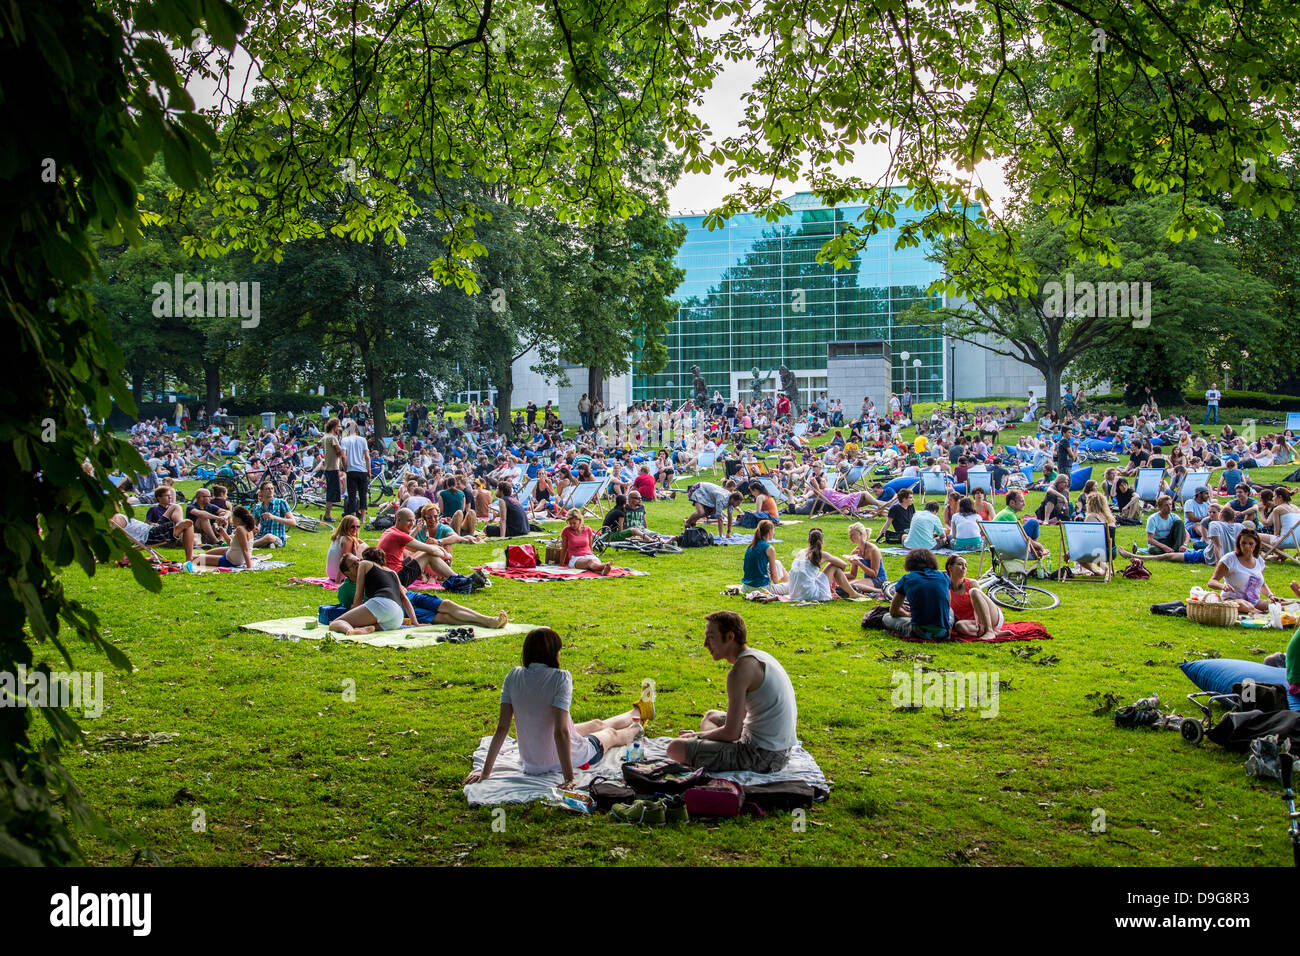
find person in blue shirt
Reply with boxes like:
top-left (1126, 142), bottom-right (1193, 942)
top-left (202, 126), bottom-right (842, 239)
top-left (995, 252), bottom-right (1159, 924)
top-left (1145, 495), bottom-right (1186, 553)
top-left (741, 520), bottom-right (790, 595)
top-left (884, 549), bottom-right (953, 641)
top-left (251, 479), bottom-right (298, 548)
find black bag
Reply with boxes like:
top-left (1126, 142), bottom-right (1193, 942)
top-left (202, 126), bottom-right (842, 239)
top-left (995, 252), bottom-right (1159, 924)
top-left (679, 527), bottom-right (714, 548)
top-left (442, 574), bottom-right (474, 594)
top-left (742, 780), bottom-right (818, 810)
top-left (621, 759), bottom-right (709, 795)
top-left (1233, 681), bottom-right (1290, 714)
top-left (1206, 709), bottom-right (1300, 751)
top-left (369, 512), bottom-right (396, 530)
top-left (861, 605), bottom-right (889, 629)
top-left (1149, 600), bottom-right (1187, 616)
top-left (587, 777), bottom-right (638, 811)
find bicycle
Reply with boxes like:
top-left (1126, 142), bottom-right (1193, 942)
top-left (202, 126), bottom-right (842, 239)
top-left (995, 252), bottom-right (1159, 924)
top-left (882, 552), bottom-right (1059, 612)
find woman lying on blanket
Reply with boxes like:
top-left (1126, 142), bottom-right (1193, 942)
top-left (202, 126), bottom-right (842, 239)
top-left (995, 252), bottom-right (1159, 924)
top-left (464, 627), bottom-right (650, 789)
top-left (946, 554), bottom-right (1011, 641)
top-left (844, 522), bottom-right (888, 595)
top-left (333, 550), bottom-right (507, 634)
top-left (559, 509), bottom-right (613, 575)
top-left (787, 529), bottom-right (859, 602)
top-left (192, 506), bottom-right (256, 570)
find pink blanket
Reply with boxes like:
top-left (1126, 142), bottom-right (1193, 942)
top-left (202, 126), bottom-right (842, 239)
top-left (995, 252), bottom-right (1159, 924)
top-left (289, 576), bottom-right (444, 591)
top-left (902, 621), bottom-right (1052, 643)
top-left (477, 565), bottom-right (640, 582)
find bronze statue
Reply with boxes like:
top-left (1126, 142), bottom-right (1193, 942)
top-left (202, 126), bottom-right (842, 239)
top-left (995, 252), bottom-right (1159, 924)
top-left (778, 364), bottom-right (800, 415)
top-left (749, 366), bottom-right (765, 404)
top-left (691, 364), bottom-right (708, 406)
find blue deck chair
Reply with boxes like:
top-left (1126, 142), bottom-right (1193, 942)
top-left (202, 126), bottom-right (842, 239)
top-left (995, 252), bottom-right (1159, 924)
top-left (977, 519), bottom-right (1042, 579)
top-left (517, 477), bottom-right (538, 511)
top-left (756, 475), bottom-right (788, 503)
top-left (837, 463), bottom-right (867, 491)
top-left (697, 450), bottom-right (717, 470)
top-left (965, 467), bottom-right (992, 495)
top-left (1059, 521), bottom-right (1113, 582)
top-left (920, 470), bottom-right (950, 501)
top-left (557, 479), bottom-right (604, 516)
top-left (1178, 469), bottom-right (1212, 506)
top-left (1136, 467), bottom-right (1166, 506)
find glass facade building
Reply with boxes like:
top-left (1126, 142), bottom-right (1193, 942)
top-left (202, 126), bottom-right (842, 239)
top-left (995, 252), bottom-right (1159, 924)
top-left (633, 190), bottom-right (948, 407)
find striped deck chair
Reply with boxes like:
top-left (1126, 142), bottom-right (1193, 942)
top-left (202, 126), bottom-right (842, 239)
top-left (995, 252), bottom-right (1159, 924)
top-left (516, 477), bottom-right (539, 511)
top-left (920, 470), bottom-right (950, 502)
top-left (1263, 511), bottom-right (1300, 565)
top-left (1136, 467), bottom-right (1166, 507)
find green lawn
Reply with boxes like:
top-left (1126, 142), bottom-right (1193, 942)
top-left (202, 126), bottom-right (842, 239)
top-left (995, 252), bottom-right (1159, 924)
top-left (48, 421), bottom-right (1300, 866)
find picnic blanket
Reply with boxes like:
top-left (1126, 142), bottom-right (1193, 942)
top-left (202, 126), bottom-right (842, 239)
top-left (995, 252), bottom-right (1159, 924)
top-left (289, 575), bottom-right (443, 591)
top-left (902, 620), bottom-right (1053, 643)
top-left (241, 616), bottom-right (534, 649)
top-left (464, 734), bottom-right (829, 807)
top-left (881, 547), bottom-right (985, 557)
top-left (476, 561), bottom-right (647, 582)
top-left (714, 533), bottom-right (783, 545)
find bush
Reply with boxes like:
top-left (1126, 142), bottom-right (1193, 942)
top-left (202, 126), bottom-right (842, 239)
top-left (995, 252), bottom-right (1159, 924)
top-left (1089, 389), bottom-right (1297, 412)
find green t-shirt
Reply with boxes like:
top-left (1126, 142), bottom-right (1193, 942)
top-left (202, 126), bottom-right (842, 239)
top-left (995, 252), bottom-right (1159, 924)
top-left (337, 577), bottom-right (356, 608)
top-left (994, 507), bottom-right (1018, 522)
top-left (1288, 626), bottom-right (1300, 688)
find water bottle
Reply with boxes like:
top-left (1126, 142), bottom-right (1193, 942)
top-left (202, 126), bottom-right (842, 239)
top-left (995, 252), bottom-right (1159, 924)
top-left (625, 740), bottom-right (643, 763)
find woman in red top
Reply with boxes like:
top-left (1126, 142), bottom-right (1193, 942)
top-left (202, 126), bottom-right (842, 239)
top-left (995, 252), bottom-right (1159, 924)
top-left (632, 465), bottom-right (658, 501)
top-left (945, 554), bottom-right (1009, 641)
top-left (559, 509), bottom-right (612, 575)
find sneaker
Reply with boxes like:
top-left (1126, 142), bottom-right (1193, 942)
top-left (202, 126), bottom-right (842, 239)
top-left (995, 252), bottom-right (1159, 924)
top-left (470, 568), bottom-right (490, 591)
top-left (609, 799), bottom-right (664, 825)
top-left (635, 678), bottom-right (656, 725)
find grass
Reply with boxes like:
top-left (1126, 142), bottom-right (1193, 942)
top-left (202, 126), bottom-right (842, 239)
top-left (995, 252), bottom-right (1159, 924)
top-left (47, 418), bottom-right (1300, 866)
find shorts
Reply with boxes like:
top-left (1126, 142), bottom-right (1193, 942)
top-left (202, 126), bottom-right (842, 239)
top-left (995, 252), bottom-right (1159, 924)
top-left (953, 537), bottom-right (982, 551)
top-left (217, 554), bottom-right (246, 569)
top-left (324, 469), bottom-right (342, 504)
top-left (568, 555), bottom-right (591, 569)
top-left (684, 737), bottom-right (791, 774)
top-left (363, 596), bottom-right (405, 631)
top-left (146, 519), bottom-right (174, 545)
top-left (398, 557), bottom-right (422, 588)
top-left (581, 734), bottom-right (605, 769)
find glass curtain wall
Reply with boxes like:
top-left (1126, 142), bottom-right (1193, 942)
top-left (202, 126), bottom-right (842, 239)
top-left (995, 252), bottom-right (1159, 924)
top-left (633, 192), bottom-right (945, 405)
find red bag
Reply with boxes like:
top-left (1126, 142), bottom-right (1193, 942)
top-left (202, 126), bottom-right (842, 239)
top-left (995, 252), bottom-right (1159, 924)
top-left (1120, 557), bottom-right (1150, 580)
top-left (684, 779), bottom-right (745, 818)
top-left (506, 544), bottom-right (538, 569)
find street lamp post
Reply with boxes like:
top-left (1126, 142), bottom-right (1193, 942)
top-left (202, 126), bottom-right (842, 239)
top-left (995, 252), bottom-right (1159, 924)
top-left (912, 358), bottom-right (921, 404)
top-left (899, 350), bottom-right (910, 400)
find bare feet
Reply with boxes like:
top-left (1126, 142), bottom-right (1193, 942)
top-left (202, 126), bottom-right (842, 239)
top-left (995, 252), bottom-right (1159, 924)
top-left (1291, 580), bottom-right (1300, 598)
top-left (599, 562), bottom-right (612, 575)
top-left (494, 610), bottom-right (508, 628)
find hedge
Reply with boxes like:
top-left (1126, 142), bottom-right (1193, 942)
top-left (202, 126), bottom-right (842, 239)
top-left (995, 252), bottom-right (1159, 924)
top-left (1088, 389), bottom-right (1298, 412)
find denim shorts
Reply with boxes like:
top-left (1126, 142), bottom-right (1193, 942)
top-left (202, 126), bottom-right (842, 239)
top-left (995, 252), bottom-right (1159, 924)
top-left (581, 734), bottom-right (604, 768)
top-left (363, 596), bottom-right (405, 630)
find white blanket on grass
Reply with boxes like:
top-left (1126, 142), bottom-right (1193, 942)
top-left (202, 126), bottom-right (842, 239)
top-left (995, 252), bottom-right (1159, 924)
top-left (463, 735), bottom-right (827, 807)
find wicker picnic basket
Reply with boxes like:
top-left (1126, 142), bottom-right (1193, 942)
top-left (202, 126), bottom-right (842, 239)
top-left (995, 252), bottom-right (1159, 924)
top-left (1186, 601), bottom-right (1239, 627)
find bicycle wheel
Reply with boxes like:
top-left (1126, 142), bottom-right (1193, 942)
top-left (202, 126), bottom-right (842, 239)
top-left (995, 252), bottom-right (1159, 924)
top-left (881, 580), bottom-right (898, 601)
top-left (367, 478), bottom-right (388, 508)
top-left (987, 580), bottom-right (1060, 611)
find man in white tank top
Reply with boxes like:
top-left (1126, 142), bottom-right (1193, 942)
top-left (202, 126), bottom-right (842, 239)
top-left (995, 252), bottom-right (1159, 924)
top-left (666, 610), bottom-right (798, 774)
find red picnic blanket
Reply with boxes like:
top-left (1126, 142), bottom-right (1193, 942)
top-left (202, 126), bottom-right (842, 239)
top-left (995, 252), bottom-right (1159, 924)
top-left (902, 620), bottom-right (1052, 643)
top-left (477, 564), bottom-right (641, 582)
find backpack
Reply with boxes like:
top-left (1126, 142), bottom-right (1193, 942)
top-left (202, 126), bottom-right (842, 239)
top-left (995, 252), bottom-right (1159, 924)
top-left (369, 512), bottom-right (396, 531)
top-left (621, 759), bottom-right (709, 795)
top-left (505, 544), bottom-right (538, 569)
top-left (684, 779), bottom-right (745, 818)
top-left (442, 574), bottom-right (474, 594)
top-left (587, 777), bottom-right (638, 811)
top-left (679, 527), bottom-right (714, 548)
top-left (742, 780), bottom-right (818, 810)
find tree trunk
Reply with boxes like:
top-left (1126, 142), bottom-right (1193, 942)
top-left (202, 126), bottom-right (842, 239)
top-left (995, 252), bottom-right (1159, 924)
top-left (366, 359), bottom-right (387, 440)
top-left (1043, 364), bottom-right (1062, 413)
top-left (495, 361), bottom-right (514, 442)
top-left (204, 359), bottom-right (221, 417)
top-left (588, 366), bottom-right (605, 410)
top-left (131, 369), bottom-right (144, 408)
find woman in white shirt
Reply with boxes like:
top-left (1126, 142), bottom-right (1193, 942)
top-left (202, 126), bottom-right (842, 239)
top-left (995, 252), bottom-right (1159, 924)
top-left (1208, 529), bottom-right (1277, 613)
top-left (786, 528), bottom-right (858, 602)
top-left (465, 628), bottom-right (650, 788)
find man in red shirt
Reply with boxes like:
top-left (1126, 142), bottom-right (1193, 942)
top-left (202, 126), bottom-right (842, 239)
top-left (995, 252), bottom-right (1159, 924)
top-left (632, 464), bottom-right (658, 501)
top-left (377, 508), bottom-right (457, 586)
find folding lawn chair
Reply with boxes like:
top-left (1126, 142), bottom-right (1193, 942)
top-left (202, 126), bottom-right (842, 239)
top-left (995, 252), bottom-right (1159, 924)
top-left (516, 477), bottom-right (538, 511)
top-left (1263, 512), bottom-right (1300, 565)
top-left (743, 460), bottom-right (772, 477)
top-left (792, 423), bottom-right (808, 438)
top-left (1178, 469), bottom-right (1211, 506)
top-left (965, 467), bottom-right (992, 495)
top-left (696, 450), bottom-right (717, 470)
top-left (837, 463), bottom-right (867, 491)
top-left (920, 470), bottom-right (950, 501)
top-left (557, 479), bottom-right (602, 515)
top-left (1058, 521), bottom-right (1113, 582)
top-left (756, 475), bottom-right (788, 503)
top-left (1136, 467), bottom-right (1166, 507)
top-left (977, 519), bottom-right (1044, 579)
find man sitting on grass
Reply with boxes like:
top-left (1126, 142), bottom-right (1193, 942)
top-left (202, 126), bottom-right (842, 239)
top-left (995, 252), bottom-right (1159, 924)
top-left (666, 610), bottom-right (797, 774)
top-left (187, 487), bottom-right (231, 545)
top-left (251, 480), bottom-right (298, 548)
top-left (1146, 495), bottom-right (1187, 554)
top-left (378, 507), bottom-right (458, 586)
top-left (994, 490), bottom-right (1049, 560)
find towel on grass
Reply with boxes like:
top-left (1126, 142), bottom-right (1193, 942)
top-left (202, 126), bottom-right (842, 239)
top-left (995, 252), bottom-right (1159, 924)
top-left (241, 616), bottom-right (534, 649)
top-left (289, 575), bottom-right (443, 591)
top-left (464, 734), bottom-right (828, 807)
top-left (881, 547), bottom-right (986, 557)
top-left (901, 620), bottom-right (1052, 643)
top-left (714, 533), bottom-right (783, 545)
top-left (477, 561), bottom-right (646, 581)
